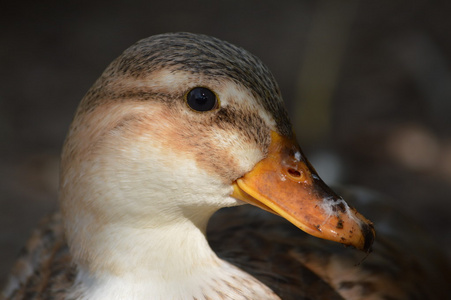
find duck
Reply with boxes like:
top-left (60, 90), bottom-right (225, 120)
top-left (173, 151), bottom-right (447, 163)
top-left (2, 32), bottom-right (450, 300)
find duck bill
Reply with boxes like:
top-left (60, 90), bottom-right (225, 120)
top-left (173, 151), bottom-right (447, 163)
top-left (232, 131), bottom-right (375, 252)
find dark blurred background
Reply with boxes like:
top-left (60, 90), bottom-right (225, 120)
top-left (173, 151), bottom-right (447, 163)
top-left (1, 0), bottom-right (450, 287)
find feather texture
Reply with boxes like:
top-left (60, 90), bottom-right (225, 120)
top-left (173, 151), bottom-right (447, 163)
top-left (2, 33), bottom-right (450, 299)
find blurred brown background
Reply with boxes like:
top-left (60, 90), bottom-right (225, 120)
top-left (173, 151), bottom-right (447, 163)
top-left (1, 0), bottom-right (450, 287)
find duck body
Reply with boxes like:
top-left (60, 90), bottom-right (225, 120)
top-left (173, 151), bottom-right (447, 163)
top-left (2, 32), bottom-right (449, 299)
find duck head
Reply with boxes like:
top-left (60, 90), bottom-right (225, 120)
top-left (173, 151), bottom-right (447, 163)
top-left (59, 32), bottom-right (374, 298)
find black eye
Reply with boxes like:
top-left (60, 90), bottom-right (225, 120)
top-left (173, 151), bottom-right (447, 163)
top-left (186, 87), bottom-right (218, 112)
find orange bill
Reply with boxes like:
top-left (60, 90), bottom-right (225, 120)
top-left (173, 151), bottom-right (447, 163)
top-left (232, 131), bottom-right (375, 252)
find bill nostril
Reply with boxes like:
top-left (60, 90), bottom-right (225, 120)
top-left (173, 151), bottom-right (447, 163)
top-left (287, 168), bottom-right (301, 177)
top-left (287, 168), bottom-right (304, 181)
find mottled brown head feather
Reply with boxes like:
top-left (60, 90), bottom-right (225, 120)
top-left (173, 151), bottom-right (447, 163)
top-left (81, 32), bottom-right (292, 136)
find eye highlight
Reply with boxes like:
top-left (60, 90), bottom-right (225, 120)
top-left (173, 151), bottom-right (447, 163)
top-left (186, 87), bottom-right (218, 112)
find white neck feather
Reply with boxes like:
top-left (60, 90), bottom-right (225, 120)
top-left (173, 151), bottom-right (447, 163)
top-left (67, 210), bottom-right (278, 300)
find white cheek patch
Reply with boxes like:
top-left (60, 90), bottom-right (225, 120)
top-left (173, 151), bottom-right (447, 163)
top-left (210, 131), bottom-right (263, 175)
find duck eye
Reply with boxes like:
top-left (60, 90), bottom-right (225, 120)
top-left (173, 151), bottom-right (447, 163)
top-left (186, 87), bottom-right (218, 112)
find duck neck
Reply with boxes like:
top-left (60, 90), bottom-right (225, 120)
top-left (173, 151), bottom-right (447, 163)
top-left (68, 208), bottom-right (279, 300)
top-left (72, 207), bottom-right (216, 279)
